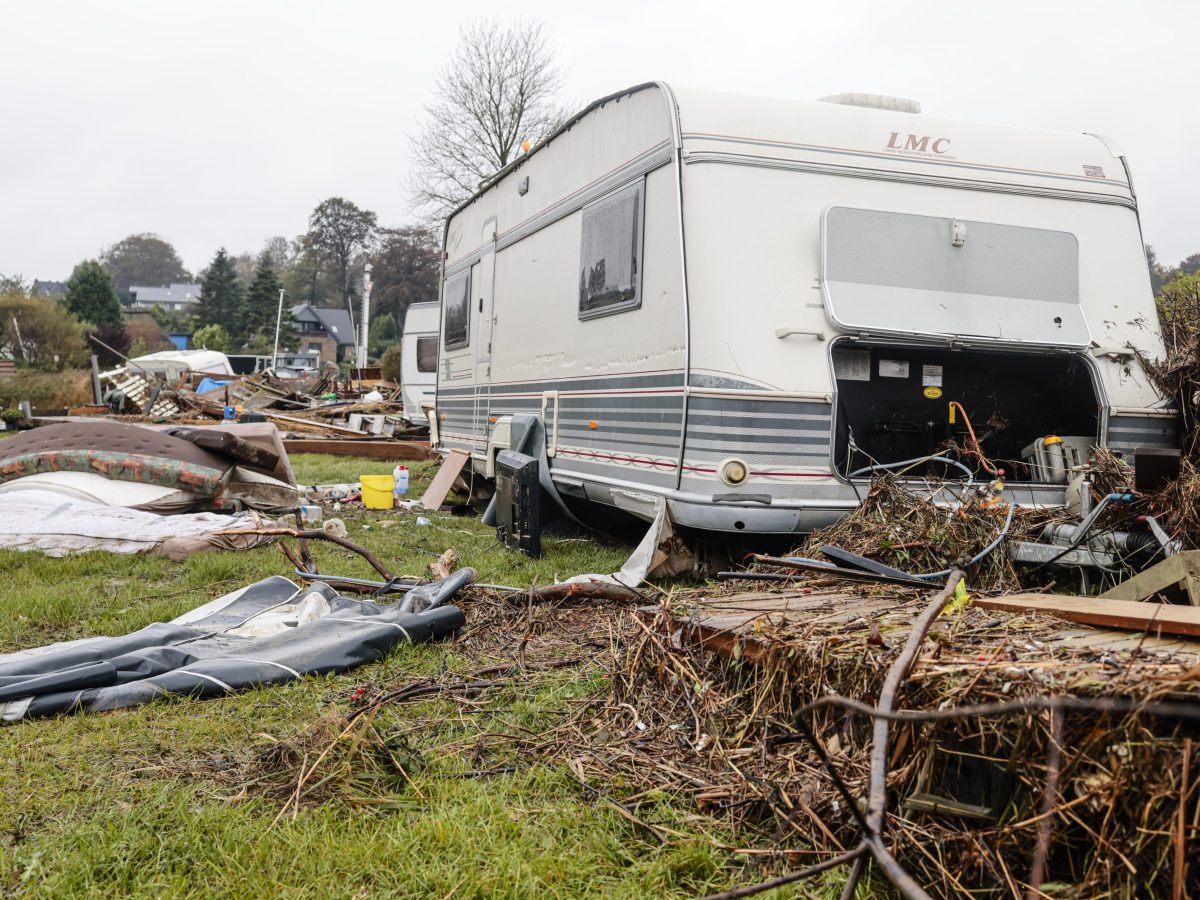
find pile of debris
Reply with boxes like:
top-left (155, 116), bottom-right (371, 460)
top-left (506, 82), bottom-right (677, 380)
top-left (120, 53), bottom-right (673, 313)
top-left (795, 475), bottom-right (1062, 592)
top-left (88, 349), bottom-right (432, 457)
top-left (203, 566), bottom-right (1198, 897)
top-left (0, 419), bottom-right (300, 557)
top-left (598, 578), bottom-right (1200, 897)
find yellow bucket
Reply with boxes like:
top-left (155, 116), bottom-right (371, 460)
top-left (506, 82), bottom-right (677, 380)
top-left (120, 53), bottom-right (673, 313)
top-left (359, 474), bottom-right (395, 509)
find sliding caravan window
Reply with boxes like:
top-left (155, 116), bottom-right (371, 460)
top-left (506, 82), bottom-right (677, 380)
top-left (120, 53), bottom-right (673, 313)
top-left (578, 180), bottom-right (644, 320)
top-left (443, 271), bottom-right (470, 349)
top-left (416, 336), bottom-right (438, 372)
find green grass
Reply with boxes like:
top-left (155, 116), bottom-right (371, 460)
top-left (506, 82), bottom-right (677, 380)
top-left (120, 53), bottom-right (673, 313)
top-left (0, 453), bottom-right (809, 898)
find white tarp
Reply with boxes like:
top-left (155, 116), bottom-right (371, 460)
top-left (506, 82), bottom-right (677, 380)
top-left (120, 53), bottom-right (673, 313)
top-left (0, 490), bottom-right (274, 559)
top-left (561, 497), bottom-right (694, 588)
top-left (0, 471), bottom-right (192, 507)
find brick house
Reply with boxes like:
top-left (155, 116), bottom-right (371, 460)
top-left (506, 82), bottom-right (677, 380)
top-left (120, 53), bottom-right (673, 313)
top-left (290, 304), bottom-right (356, 363)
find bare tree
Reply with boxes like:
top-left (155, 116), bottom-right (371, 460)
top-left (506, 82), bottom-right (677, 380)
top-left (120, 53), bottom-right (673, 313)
top-left (301, 197), bottom-right (378, 309)
top-left (370, 226), bottom-right (442, 325)
top-left (408, 19), bottom-right (565, 222)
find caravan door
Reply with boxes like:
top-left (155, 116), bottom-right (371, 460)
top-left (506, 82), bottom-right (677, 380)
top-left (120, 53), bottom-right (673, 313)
top-left (473, 218), bottom-right (498, 448)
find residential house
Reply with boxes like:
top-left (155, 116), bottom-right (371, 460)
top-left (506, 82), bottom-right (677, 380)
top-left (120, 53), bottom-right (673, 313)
top-left (290, 304), bottom-right (355, 363)
top-left (30, 280), bottom-right (68, 299)
top-left (129, 283), bottom-right (202, 312)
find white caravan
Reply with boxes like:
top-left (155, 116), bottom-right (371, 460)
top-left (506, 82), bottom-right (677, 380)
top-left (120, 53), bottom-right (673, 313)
top-left (400, 302), bottom-right (439, 425)
top-left (430, 83), bottom-right (1176, 534)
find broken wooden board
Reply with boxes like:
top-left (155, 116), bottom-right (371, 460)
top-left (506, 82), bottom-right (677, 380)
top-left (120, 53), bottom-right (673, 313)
top-left (282, 439), bottom-right (434, 461)
top-left (1099, 551), bottom-right (1200, 606)
top-left (638, 590), bottom-right (909, 663)
top-left (263, 412), bottom-right (366, 435)
top-left (645, 588), bottom-right (1200, 673)
top-left (419, 448), bottom-right (470, 511)
top-left (974, 593), bottom-right (1200, 638)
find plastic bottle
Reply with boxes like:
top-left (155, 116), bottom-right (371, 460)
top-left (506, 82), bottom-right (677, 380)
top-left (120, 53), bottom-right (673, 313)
top-left (393, 465), bottom-right (409, 503)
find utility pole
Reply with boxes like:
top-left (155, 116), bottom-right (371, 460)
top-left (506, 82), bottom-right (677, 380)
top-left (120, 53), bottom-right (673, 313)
top-left (271, 288), bottom-right (286, 369)
top-left (357, 263), bottom-right (372, 369)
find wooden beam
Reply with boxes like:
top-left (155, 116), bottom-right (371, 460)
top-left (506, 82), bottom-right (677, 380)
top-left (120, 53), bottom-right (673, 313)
top-left (282, 439), bottom-right (434, 461)
top-left (264, 411), bottom-right (365, 435)
top-left (1100, 551), bottom-right (1200, 606)
top-left (974, 594), bottom-right (1200, 638)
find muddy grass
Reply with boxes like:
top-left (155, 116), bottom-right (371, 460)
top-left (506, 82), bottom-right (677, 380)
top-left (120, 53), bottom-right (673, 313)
top-left (0, 454), bottom-right (813, 899)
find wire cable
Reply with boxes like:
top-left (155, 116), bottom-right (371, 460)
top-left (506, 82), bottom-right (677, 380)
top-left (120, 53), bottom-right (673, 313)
top-left (909, 500), bottom-right (1016, 580)
top-left (848, 454), bottom-right (975, 483)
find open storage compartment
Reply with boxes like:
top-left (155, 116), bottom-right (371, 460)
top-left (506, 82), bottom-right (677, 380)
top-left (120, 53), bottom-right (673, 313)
top-left (831, 341), bottom-right (1101, 481)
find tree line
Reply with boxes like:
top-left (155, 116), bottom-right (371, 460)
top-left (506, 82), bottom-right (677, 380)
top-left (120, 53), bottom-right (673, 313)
top-left (0, 205), bottom-right (441, 369)
top-left (1, 19), bottom-right (569, 373)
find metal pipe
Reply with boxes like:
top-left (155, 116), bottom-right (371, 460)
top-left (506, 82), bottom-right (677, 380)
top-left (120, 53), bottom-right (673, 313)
top-left (271, 288), bottom-right (286, 368)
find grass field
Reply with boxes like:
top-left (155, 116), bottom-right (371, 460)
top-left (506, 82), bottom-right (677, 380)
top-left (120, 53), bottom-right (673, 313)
top-left (0, 453), bottom-right (829, 898)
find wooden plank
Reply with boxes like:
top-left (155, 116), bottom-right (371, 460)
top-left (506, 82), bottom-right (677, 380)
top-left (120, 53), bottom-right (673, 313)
top-left (264, 411), bottom-right (365, 435)
top-left (1054, 628), bottom-right (1200, 656)
top-left (682, 592), bottom-right (852, 614)
top-left (282, 439), bottom-right (434, 461)
top-left (975, 594), bottom-right (1200, 638)
top-left (674, 591), bottom-right (893, 636)
top-left (1099, 551), bottom-right (1200, 606)
top-left (419, 448), bottom-right (471, 510)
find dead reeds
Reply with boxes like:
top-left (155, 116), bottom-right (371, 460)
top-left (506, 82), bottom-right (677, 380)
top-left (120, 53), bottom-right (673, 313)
top-left (793, 475), bottom-right (1063, 592)
top-left (221, 575), bottom-right (1200, 897)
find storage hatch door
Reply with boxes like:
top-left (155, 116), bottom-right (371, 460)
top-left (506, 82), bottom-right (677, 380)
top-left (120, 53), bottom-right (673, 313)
top-left (821, 206), bottom-right (1089, 348)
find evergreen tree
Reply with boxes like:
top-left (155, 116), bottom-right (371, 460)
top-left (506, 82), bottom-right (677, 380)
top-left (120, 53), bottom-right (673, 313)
top-left (368, 312), bottom-right (398, 358)
top-left (65, 260), bottom-right (123, 327)
top-left (197, 248), bottom-right (245, 339)
top-left (241, 255), bottom-right (293, 347)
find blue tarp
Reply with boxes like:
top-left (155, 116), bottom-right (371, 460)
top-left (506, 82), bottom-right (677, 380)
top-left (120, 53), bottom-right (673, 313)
top-left (196, 378), bottom-right (233, 394)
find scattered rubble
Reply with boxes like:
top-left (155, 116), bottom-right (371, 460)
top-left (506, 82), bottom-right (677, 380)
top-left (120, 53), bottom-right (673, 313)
top-left (82, 350), bottom-right (435, 454)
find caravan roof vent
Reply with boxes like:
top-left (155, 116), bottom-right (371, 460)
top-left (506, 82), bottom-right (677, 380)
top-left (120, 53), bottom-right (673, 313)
top-left (818, 93), bottom-right (921, 114)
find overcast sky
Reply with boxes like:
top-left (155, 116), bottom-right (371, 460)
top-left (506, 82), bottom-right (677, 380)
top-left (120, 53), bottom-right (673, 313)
top-left (3, 0), bottom-right (1197, 280)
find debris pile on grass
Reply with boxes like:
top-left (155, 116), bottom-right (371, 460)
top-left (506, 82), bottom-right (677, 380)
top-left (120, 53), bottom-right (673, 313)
top-left (551, 586), bottom-right (1200, 897)
top-left (219, 578), bottom-right (1200, 896)
top-left (793, 475), bottom-right (1063, 591)
top-left (1090, 446), bottom-right (1200, 551)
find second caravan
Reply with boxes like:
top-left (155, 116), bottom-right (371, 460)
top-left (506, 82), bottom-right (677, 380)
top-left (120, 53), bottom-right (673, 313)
top-left (400, 301), bottom-right (439, 425)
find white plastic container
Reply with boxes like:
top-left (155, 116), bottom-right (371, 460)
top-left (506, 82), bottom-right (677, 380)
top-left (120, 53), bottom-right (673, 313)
top-left (393, 465), bottom-right (409, 502)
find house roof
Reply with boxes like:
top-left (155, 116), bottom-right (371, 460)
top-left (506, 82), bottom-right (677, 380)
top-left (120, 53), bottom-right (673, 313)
top-left (30, 280), bottom-right (68, 298)
top-left (290, 304), bottom-right (355, 345)
top-left (130, 283), bottom-right (202, 305)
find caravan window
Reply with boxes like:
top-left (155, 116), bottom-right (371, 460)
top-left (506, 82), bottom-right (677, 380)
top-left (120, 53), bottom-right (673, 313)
top-left (443, 271), bottom-right (470, 349)
top-left (578, 180), bottom-right (643, 319)
top-left (416, 336), bottom-right (438, 372)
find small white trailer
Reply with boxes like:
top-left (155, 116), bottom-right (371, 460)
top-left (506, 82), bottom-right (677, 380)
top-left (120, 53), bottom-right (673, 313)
top-left (400, 302), bottom-right (439, 425)
top-left (430, 83), bottom-right (1176, 534)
